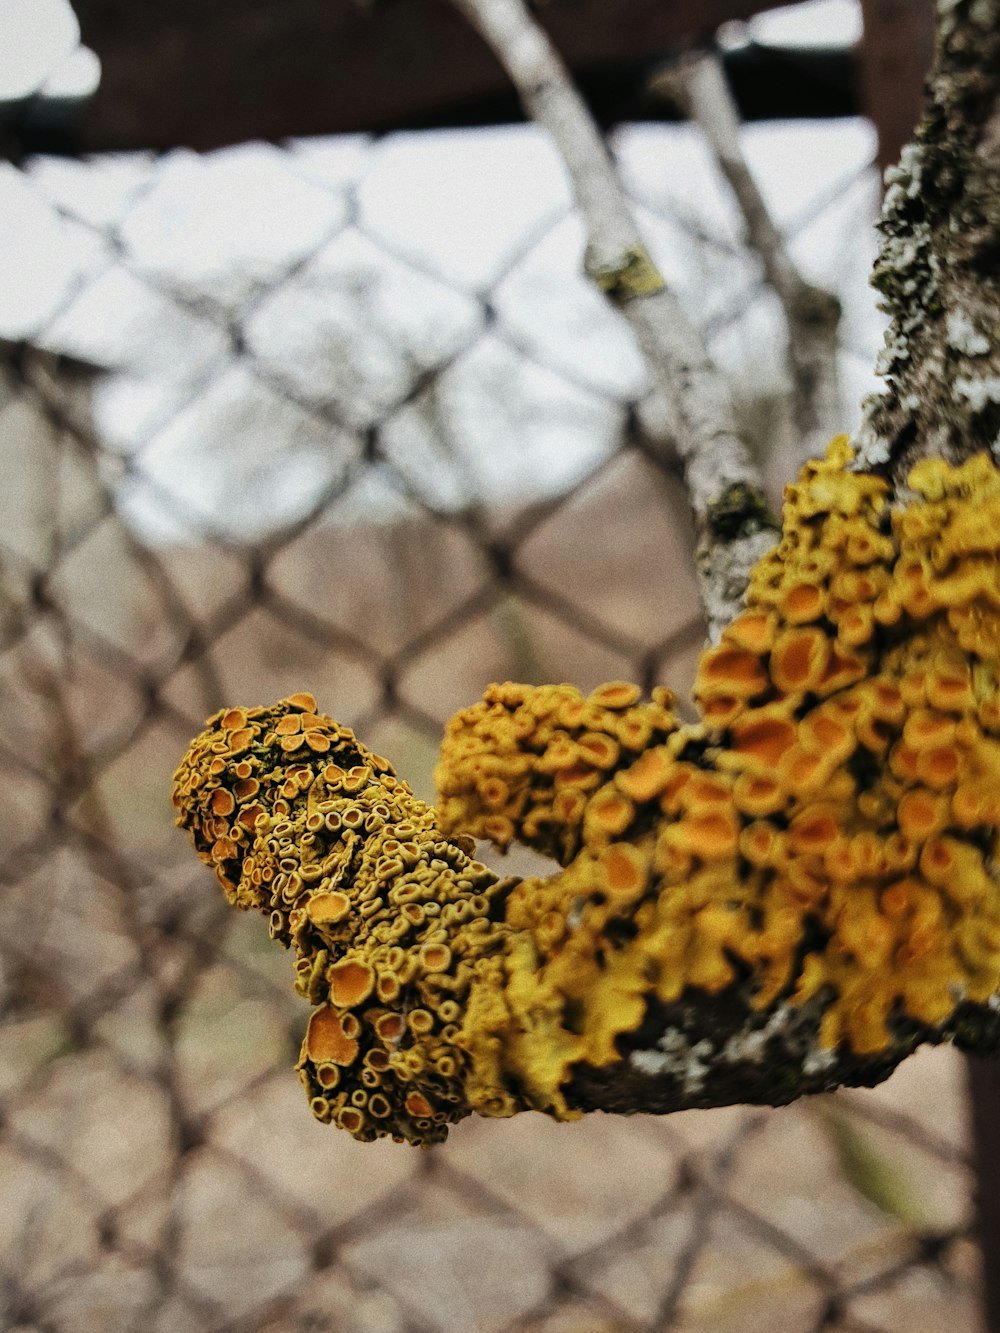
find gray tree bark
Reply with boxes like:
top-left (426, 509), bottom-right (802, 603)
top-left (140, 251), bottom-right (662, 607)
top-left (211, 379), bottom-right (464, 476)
top-left (855, 0), bottom-right (1000, 482)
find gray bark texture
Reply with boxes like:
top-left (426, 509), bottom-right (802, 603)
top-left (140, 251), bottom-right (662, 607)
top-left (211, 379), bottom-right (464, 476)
top-left (856, 0), bottom-right (1000, 485)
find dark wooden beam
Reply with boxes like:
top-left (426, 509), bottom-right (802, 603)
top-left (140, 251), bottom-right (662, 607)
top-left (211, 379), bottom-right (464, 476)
top-left (25, 2), bottom-right (932, 199)
top-left (70, 0), bottom-right (797, 151)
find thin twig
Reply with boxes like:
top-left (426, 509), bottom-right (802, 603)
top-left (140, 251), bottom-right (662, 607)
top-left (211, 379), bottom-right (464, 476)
top-left (651, 48), bottom-right (843, 463)
top-left (451, 0), bottom-right (778, 640)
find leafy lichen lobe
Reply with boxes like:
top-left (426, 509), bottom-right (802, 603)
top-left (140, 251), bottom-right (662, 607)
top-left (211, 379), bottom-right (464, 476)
top-left (175, 441), bottom-right (1000, 1145)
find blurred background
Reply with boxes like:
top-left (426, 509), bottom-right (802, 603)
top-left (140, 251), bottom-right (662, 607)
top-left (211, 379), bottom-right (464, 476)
top-left (1, 1), bottom-right (990, 1330)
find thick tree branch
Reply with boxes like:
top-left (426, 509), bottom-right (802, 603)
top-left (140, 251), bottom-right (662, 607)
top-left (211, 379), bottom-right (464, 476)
top-left (650, 49), bottom-right (843, 463)
top-left (177, 0), bottom-right (1000, 1151)
top-left (855, 0), bottom-right (1000, 482)
top-left (451, 0), bottom-right (778, 641)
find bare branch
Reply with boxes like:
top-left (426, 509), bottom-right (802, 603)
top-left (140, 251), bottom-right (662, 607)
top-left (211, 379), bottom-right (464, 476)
top-left (450, 0), bottom-right (777, 640)
top-left (650, 49), bottom-right (843, 463)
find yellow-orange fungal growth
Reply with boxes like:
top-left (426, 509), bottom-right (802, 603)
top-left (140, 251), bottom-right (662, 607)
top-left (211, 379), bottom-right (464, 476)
top-left (173, 692), bottom-right (513, 1145)
top-left (603, 844), bottom-right (649, 901)
top-left (781, 582), bottom-right (825, 623)
top-left (769, 627), bottom-right (830, 694)
top-left (584, 789), bottom-right (635, 841)
top-left (695, 645), bottom-right (770, 698)
top-left (175, 440), bottom-right (1000, 1143)
top-left (434, 679), bottom-right (680, 867)
top-left (727, 711), bottom-right (797, 768)
top-left (614, 747), bottom-right (674, 803)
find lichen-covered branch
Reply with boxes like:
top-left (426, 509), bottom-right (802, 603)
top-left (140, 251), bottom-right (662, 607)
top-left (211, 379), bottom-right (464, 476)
top-left (174, 0), bottom-right (1000, 1148)
top-left (651, 49), bottom-right (843, 462)
top-left (175, 442), bottom-right (1000, 1146)
top-left (450, 0), bottom-right (777, 641)
top-left (855, 0), bottom-right (1000, 481)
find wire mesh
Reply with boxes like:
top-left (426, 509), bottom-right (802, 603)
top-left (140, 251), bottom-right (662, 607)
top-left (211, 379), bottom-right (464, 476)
top-left (0, 121), bottom-right (985, 1333)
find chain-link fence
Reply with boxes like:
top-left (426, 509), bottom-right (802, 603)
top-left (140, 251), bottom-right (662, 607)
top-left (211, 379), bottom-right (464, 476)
top-left (0, 117), bottom-right (985, 1332)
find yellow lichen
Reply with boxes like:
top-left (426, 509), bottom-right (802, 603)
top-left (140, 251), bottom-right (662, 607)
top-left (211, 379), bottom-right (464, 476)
top-left (172, 692), bottom-right (514, 1144)
top-left (174, 439), bottom-right (1000, 1145)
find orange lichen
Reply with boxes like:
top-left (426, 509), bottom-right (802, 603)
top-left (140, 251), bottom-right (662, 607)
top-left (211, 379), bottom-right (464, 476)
top-left (781, 582), bottom-right (825, 623)
top-left (307, 1006), bottom-right (360, 1066)
top-left (769, 627), bottom-right (829, 694)
top-left (695, 645), bottom-right (770, 698)
top-left (729, 711), bottom-right (797, 767)
top-left (173, 692), bottom-right (512, 1145)
top-left (175, 440), bottom-right (1000, 1144)
top-left (603, 844), bottom-right (649, 901)
top-left (434, 680), bottom-right (679, 865)
top-left (328, 959), bottom-right (375, 1008)
top-left (306, 891), bottom-right (351, 924)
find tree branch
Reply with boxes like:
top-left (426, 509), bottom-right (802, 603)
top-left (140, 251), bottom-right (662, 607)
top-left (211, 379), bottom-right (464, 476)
top-left (650, 49), bottom-right (843, 463)
top-left (450, 0), bottom-right (778, 641)
top-left (855, 0), bottom-right (1000, 482)
top-left (176, 0), bottom-right (1000, 1149)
